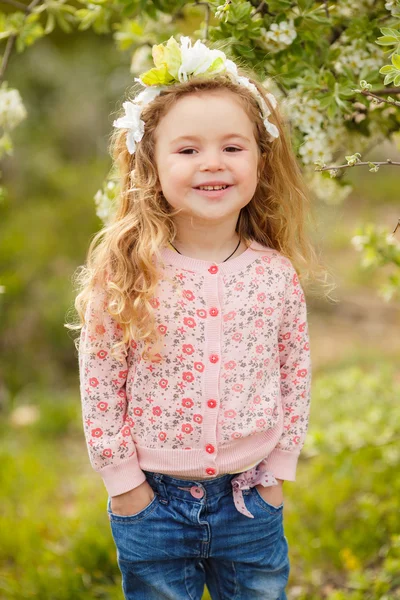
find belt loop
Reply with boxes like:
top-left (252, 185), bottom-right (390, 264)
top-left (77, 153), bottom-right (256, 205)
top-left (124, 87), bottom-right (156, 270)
top-left (154, 473), bottom-right (169, 505)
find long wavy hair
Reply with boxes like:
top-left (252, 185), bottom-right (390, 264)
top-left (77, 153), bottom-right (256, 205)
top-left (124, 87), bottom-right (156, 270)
top-left (66, 68), bottom-right (334, 363)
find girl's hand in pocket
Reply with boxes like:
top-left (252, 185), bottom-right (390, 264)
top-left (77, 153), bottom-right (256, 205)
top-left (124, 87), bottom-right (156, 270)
top-left (255, 480), bottom-right (284, 508)
top-left (111, 480), bottom-right (155, 516)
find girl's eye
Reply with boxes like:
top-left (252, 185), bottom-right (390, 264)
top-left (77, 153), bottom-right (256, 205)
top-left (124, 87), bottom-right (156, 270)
top-left (178, 147), bottom-right (242, 155)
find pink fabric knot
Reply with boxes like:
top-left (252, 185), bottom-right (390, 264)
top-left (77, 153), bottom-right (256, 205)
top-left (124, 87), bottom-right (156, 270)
top-left (231, 463), bottom-right (278, 518)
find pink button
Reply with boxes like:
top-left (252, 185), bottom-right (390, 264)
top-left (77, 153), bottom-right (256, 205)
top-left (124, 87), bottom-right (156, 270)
top-left (208, 265), bottom-right (218, 274)
top-left (190, 486), bottom-right (204, 498)
top-left (209, 307), bottom-right (219, 316)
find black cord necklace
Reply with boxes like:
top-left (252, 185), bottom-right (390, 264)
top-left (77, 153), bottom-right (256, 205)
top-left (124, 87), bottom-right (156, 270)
top-left (169, 237), bottom-right (241, 262)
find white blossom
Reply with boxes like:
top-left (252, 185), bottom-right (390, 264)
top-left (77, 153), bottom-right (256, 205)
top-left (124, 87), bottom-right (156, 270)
top-left (260, 20), bottom-right (297, 53)
top-left (0, 85), bottom-right (27, 130)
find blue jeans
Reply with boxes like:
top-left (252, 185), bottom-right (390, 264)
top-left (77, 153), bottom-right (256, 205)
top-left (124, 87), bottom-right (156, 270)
top-left (107, 470), bottom-right (290, 599)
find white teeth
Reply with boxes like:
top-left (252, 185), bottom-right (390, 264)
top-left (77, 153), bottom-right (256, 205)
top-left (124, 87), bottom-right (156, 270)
top-left (198, 185), bottom-right (228, 190)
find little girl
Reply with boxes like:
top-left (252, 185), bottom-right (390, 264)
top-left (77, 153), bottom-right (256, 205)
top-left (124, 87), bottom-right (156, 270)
top-left (73, 35), bottom-right (327, 600)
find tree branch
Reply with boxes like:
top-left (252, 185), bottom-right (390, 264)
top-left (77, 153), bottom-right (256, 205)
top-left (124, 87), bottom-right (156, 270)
top-left (192, 1), bottom-right (211, 40)
top-left (360, 89), bottom-right (400, 107)
top-left (315, 158), bottom-right (400, 173)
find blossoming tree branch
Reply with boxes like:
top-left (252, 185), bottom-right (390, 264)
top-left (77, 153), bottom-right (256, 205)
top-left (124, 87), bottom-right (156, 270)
top-left (1, 0), bottom-right (399, 299)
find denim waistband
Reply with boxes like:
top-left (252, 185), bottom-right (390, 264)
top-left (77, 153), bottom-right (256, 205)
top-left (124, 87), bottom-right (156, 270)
top-left (143, 463), bottom-right (278, 519)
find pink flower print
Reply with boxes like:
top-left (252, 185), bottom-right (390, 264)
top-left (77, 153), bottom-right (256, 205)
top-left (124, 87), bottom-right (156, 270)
top-left (159, 378), bottom-right (168, 389)
top-left (125, 416), bottom-right (135, 427)
top-left (97, 349), bottom-right (108, 359)
top-left (235, 282), bottom-right (244, 291)
top-left (183, 317), bottom-right (196, 328)
top-left (264, 407), bottom-right (272, 415)
top-left (223, 311), bottom-right (236, 321)
top-left (92, 427), bottom-right (103, 438)
top-left (291, 415), bottom-right (299, 423)
top-left (182, 423), bottom-right (193, 434)
top-left (282, 332), bottom-right (291, 340)
top-left (232, 332), bottom-right (242, 342)
top-left (183, 290), bottom-right (195, 301)
top-left (293, 436), bottom-right (300, 444)
top-left (304, 341), bottom-right (310, 351)
top-left (158, 431), bottom-right (167, 441)
top-left (264, 307), bottom-right (274, 316)
top-left (256, 345), bottom-right (264, 354)
top-left (224, 409), bottom-right (237, 418)
top-left (299, 322), bottom-right (306, 332)
top-left (255, 318), bottom-right (264, 328)
top-left (256, 266), bottom-right (264, 275)
top-left (97, 401), bottom-right (108, 411)
top-left (89, 378), bottom-right (99, 387)
top-left (152, 406), bottom-right (162, 416)
top-left (281, 372), bottom-right (288, 380)
top-left (262, 255), bottom-right (271, 263)
top-left (194, 362), bottom-right (204, 373)
top-left (278, 343), bottom-right (285, 352)
top-left (256, 370), bottom-right (263, 380)
top-left (121, 425), bottom-right (131, 436)
top-left (297, 369), bottom-right (307, 378)
top-left (224, 361), bottom-right (236, 370)
top-left (193, 414), bottom-right (203, 424)
top-left (292, 273), bottom-right (299, 286)
top-left (95, 324), bottom-right (106, 335)
top-left (158, 324), bottom-right (168, 335)
top-left (119, 369), bottom-right (128, 378)
top-left (183, 372), bottom-right (194, 383)
top-left (182, 397), bottom-right (194, 408)
top-left (103, 448), bottom-right (113, 458)
top-left (254, 395), bottom-right (261, 404)
top-left (183, 344), bottom-right (194, 355)
top-left (117, 389), bottom-right (126, 399)
top-left (232, 383), bottom-right (243, 392)
top-left (256, 418), bottom-right (266, 428)
top-left (133, 407), bottom-right (143, 417)
top-left (149, 297), bottom-right (160, 309)
top-left (257, 292), bottom-right (266, 302)
top-left (196, 309), bottom-right (207, 319)
top-left (231, 432), bottom-right (242, 439)
top-left (130, 340), bottom-right (137, 350)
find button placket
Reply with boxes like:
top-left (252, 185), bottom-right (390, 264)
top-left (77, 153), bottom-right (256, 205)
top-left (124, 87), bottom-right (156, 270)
top-left (203, 268), bottom-right (221, 478)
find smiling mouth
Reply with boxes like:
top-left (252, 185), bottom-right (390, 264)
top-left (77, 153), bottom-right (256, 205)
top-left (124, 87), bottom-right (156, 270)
top-left (194, 185), bottom-right (232, 191)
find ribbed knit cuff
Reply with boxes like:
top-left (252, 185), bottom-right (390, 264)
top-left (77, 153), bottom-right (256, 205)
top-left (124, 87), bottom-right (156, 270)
top-left (98, 456), bottom-right (147, 497)
top-left (260, 448), bottom-right (300, 481)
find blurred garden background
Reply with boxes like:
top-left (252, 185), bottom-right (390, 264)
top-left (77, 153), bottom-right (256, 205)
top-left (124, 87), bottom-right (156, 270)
top-left (1, 5), bottom-right (400, 600)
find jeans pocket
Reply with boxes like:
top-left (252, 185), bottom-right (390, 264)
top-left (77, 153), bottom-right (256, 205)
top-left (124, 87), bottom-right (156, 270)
top-left (107, 493), bottom-right (159, 522)
top-left (251, 486), bottom-right (284, 515)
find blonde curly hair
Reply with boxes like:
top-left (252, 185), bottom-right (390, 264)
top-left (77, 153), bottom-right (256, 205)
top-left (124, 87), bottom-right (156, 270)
top-left (66, 70), bottom-right (334, 363)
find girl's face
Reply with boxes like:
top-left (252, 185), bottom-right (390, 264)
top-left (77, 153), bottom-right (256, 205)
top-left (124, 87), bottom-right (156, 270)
top-left (154, 90), bottom-right (260, 226)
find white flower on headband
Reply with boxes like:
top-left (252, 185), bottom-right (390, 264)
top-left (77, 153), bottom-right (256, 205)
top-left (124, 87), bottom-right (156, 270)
top-left (178, 37), bottom-right (227, 81)
top-left (114, 35), bottom-right (280, 155)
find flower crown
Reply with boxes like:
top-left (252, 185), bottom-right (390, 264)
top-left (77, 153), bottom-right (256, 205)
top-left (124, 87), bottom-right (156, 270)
top-left (113, 35), bottom-right (279, 155)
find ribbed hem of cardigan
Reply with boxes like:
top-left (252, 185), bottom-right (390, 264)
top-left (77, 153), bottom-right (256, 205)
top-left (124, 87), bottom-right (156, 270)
top-left (98, 455), bottom-right (147, 497)
top-left (133, 423), bottom-right (285, 481)
top-left (259, 448), bottom-right (300, 481)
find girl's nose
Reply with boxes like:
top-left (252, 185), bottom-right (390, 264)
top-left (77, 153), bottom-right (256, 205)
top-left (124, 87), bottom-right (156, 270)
top-left (200, 151), bottom-right (225, 171)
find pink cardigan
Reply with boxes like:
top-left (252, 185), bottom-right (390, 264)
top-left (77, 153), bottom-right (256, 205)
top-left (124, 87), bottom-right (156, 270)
top-left (78, 240), bottom-right (312, 497)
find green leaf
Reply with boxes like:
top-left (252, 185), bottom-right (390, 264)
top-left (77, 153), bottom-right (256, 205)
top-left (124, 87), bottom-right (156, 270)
top-left (394, 74), bottom-right (400, 86)
top-left (380, 27), bottom-right (400, 38)
top-left (376, 36), bottom-right (398, 46)
top-left (379, 65), bottom-right (395, 74)
top-left (384, 72), bottom-right (397, 85)
top-left (392, 53), bottom-right (400, 70)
